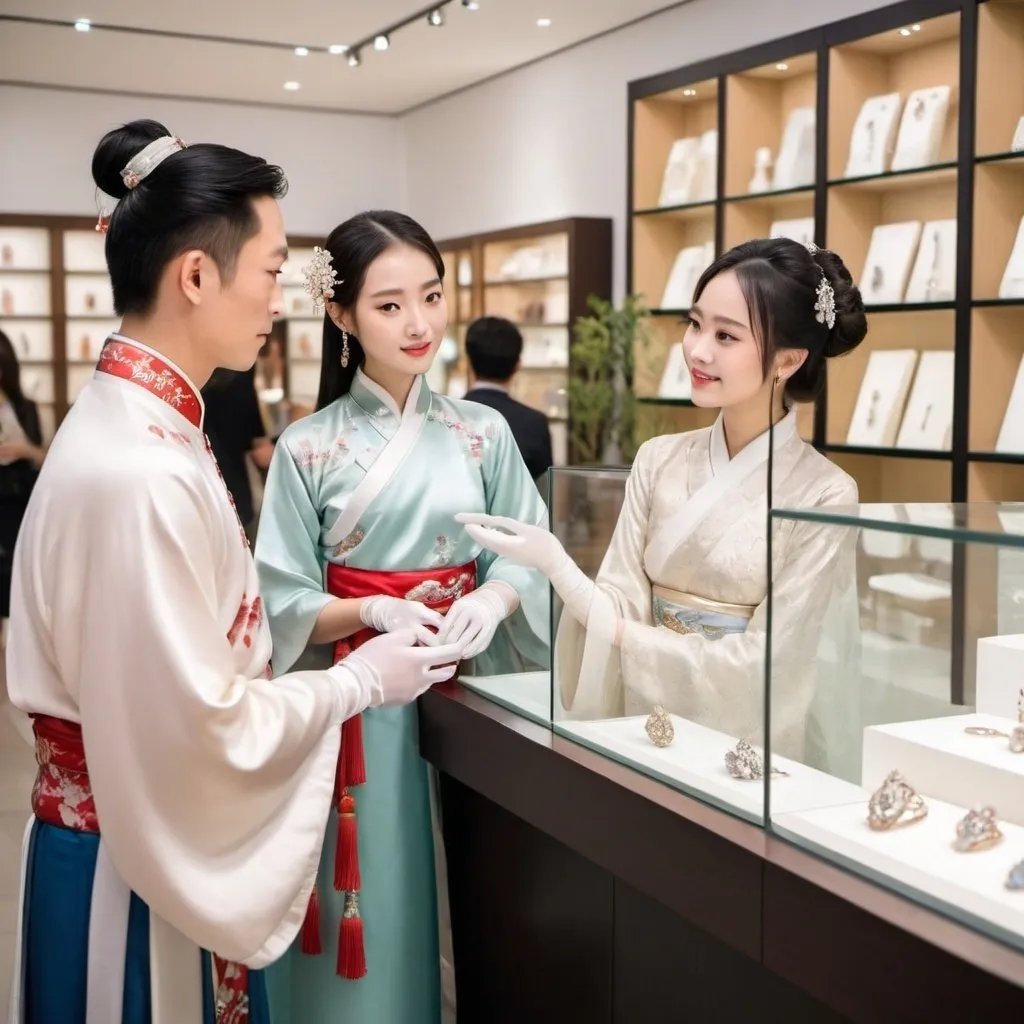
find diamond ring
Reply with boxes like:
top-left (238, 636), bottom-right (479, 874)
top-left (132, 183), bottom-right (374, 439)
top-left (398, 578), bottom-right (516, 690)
top-left (866, 770), bottom-right (928, 831)
top-left (644, 705), bottom-right (675, 748)
top-left (724, 739), bottom-right (789, 781)
top-left (953, 806), bottom-right (1003, 852)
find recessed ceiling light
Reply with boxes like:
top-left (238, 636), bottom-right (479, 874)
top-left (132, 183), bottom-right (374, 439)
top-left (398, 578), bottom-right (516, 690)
top-left (776, 62), bottom-right (788, 71)
top-left (348, 50), bottom-right (362, 67)
top-left (328, 44), bottom-right (348, 55)
top-left (427, 8), bottom-right (444, 26)
top-left (537, 17), bottom-right (552, 27)
top-left (294, 46), bottom-right (309, 56)
top-left (74, 18), bottom-right (91, 31)
top-left (462, 0), bottom-right (480, 9)
top-left (682, 88), bottom-right (697, 97)
top-left (899, 28), bottom-right (912, 36)
top-left (912, 23), bottom-right (921, 31)
top-left (373, 33), bottom-right (389, 51)
top-left (283, 81), bottom-right (300, 91)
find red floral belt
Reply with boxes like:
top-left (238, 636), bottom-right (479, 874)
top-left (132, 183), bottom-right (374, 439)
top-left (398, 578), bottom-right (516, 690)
top-left (303, 561), bottom-right (476, 980)
top-left (29, 714), bottom-right (249, 1020)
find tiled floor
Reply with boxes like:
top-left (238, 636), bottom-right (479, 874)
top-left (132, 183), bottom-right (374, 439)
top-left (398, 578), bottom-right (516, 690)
top-left (0, 683), bottom-right (35, 1014)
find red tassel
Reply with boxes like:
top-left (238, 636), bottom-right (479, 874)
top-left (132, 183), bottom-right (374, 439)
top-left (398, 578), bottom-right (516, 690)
top-left (300, 884), bottom-right (322, 955)
top-left (338, 892), bottom-right (367, 979)
top-left (335, 793), bottom-right (361, 892)
top-left (339, 714), bottom-right (366, 789)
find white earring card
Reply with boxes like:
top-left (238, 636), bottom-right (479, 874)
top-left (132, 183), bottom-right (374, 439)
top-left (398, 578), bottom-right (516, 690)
top-left (996, 353), bottom-right (1024, 454)
top-left (904, 220), bottom-right (957, 303)
top-left (859, 221), bottom-right (923, 305)
top-left (658, 137), bottom-right (701, 207)
top-left (846, 348), bottom-right (919, 447)
top-left (772, 107), bottom-right (816, 191)
top-left (895, 351), bottom-right (955, 450)
top-left (890, 85), bottom-right (952, 172)
top-left (660, 244), bottom-right (713, 309)
top-left (998, 217), bottom-right (1024, 300)
top-left (769, 217), bottom-right (815, 248)
top-left (845, 93), bottom-right (903, 178)
top-left (657, 343), bottom-right (692, 400)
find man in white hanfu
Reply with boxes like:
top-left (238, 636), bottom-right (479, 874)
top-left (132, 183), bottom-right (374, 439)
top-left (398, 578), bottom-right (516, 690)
top-left (4, 120), bottom-right (462, 1024)
top-left (460, 237), bottom-right (869, 771)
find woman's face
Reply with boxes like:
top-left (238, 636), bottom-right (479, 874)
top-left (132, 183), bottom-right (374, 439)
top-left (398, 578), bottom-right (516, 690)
top-left (682, 268), bottom-right (773, 410)
top-left (341, 242), bottom-right (447, 379)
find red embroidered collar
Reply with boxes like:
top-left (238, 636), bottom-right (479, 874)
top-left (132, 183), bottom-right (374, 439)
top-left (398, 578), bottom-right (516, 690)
top-left (97, 337), bottom-right (203, 429)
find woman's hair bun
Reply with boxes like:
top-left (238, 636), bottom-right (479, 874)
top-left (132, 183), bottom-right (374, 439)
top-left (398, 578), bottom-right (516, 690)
top-left (812, 247), bottom-right (868, 358)
top-left (91, 119), bottom-right (171, 199)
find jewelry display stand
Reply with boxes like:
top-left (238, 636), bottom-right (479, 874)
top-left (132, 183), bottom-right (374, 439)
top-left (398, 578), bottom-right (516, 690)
top-left (844, 93), bottom-right (903, 178)
top-left (773, 796), bottom-right (1024, 940)
top-left (557, 714), bottom-right (862, 820)
top-left (997, 217), bottom-right (1024, 299)
top-left (862, 714), bottom-right (1024, 827)
top-left (890, 85), bottom-right (952, 171)
top-left (845, 349), bottom-right (918, 446)
top-left (660, 242), bottom-right (714, 309)
top-left (895, 351), bottom-right (955, 449)
top-left (459, 671), bottom-right (551, 725)
top-left (769, 217), bottom-right (815, 247)
top-left (692, 130), bottom-right (719, 202)
top-left (975, 635), bottom-right (1024, 719)
top-left (858, 221), bottom-right (923, 304)
top-left (772, 106), bottom-right (816, 190)
top-left (748, 147), bottom-right (773, 193)
top-left (657, 343), bottom-right (692, 400)
top-left (904, 219), bottom-right (957, 303)
top-left (658, 137), bottom-right (701, 206)
top-left (859, 505), bottom-right (914, 559)
top-left (995, 354), bottom-right (1024, 453)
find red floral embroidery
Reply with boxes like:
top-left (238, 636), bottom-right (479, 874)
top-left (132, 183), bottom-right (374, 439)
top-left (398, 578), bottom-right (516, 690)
top-left (97, 340), bottom-right (203, 428)
top-left (212, 955), bottom-right (250, 1024)
top-left (148, 425), bottom-right (166, 439)
top-left (30, 716), bottom-right (97, 833)
top-left (228, 594), bottom-right (262, 649)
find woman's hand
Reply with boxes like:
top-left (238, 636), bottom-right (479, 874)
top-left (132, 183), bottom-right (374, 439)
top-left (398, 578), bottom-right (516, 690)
top-left (359, 595), bottom-right (445, 646)
top-left (436, 582), bottom-right (518, 659)
top-left (455, 512), bottom-right (567, 577)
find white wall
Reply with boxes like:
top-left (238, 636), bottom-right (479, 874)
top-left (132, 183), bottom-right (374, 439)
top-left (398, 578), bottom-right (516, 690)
top-left (401, 0), bottom-right (894, 295)
top-left (0, 85), bottom-right (406, 237)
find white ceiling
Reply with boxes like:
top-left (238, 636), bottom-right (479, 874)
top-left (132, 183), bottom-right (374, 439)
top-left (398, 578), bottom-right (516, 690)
top-left (0, 0), bottom-right (685, 115)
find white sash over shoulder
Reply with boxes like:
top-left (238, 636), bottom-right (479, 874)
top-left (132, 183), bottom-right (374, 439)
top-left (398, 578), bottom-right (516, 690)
top-left (324, 374), bottom-right (429, 549)
top-left (643, 409), bottom-right (797, 582)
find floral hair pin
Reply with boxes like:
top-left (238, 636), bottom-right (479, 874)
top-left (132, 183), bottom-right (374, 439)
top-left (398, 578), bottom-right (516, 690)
top-left (302, 246), bottom-right (340, 316)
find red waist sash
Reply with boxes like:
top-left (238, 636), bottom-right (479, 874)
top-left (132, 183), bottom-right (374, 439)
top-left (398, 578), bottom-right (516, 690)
top-left (304, 561), bottom-right (476, 980)
top-left (28, 714), bottom-right (249, 1018)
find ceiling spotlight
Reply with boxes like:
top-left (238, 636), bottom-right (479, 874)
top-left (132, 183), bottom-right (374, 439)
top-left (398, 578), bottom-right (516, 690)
top-left (537, 17), bottom-right (552, 27)
top-left (283, 81), bottom-right (300, 91)
top-left (373, 34), bottom-right (389, 51)
top-left (427, 8), bottom-right (444, 26)
top-left (328, 44), bottom-right (349, 55)
top-left (899, 27), bottom-right (912, 36)
top-left (74, 18), bottom-right (91, 31)
top-left (462, 0), bottom-right (480, 8)
top-left (912, 23), bottom-right (921, 31)
top-left (348, 50), bottom-right (362, 67)
top-left (294, 46), bottom-right (309, 56)
top-left (682, 88), bottom-right (697, 97)
top-left (776, 62), bottom-right (788, 71)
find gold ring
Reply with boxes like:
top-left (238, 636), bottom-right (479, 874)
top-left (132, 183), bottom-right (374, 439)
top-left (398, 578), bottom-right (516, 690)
top-left (866, 770), bottom-right (928, 831)
top-left (953, 806), bottom-right (1004, 852)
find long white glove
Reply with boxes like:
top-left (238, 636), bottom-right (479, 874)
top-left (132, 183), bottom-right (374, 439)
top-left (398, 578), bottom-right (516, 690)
top-left (360, 594), bottom-right (445, 646)
top-left (455, 512), bottom-right (595, 628)
top-left (340, 629), bottom-right (464, 707)
top-left (435, 580), bottom-right (519, 658)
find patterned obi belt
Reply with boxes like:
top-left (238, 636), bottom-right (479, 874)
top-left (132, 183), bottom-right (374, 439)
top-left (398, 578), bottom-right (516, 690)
top-left (28, 714), bottom-right (251, 1012)
top-left (651, 584), bottom-right (754, 641)
top-left (303, 560), bottom-right (476, 980)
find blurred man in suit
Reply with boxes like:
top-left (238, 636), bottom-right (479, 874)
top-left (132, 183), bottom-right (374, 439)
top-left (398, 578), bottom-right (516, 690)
top-left (463, 316), bottom-right (553, 482)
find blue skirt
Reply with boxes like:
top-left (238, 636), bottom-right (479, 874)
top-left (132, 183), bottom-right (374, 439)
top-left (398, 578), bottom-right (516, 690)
top-left (19, 819), bottom-right (270, 1023)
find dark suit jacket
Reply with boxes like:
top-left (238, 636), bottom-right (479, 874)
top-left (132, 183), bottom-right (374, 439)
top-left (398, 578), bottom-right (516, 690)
top-left (463, 385), bottom-right (553, 481)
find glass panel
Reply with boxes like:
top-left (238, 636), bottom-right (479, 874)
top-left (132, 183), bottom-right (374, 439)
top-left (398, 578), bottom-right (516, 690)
top-left (768, 501), bottom-right (1024, 953)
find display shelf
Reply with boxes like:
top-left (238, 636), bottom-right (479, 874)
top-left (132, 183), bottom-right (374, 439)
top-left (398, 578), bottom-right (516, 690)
top-left (827, 162), bottom-right (958, 190)
top-left (722, 189), bottom-right (815, 251)
top-left (976, 1), bottom-right (1024, 158)
top-left (437, 218), bottom-right (612, 466)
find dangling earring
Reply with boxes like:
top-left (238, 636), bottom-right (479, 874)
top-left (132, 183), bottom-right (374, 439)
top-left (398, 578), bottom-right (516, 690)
top-left (341, 329), bottom-right (350, 368)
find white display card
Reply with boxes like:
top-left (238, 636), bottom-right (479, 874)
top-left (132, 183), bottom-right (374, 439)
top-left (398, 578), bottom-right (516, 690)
top-left (286, 320), bottom-right (323, 360)
top-left (895, 350), bottom-right (955, 450)
top-left (858, 221), bottom-right (923, 305)
top-left (66, 319), bottom-right (119, 364)
top-left (521, 326), bottom-right (569, 369)
top-left (657, 343), bottom-right (692, 400)
top-left (890, 85), bottom-right (952, 172)
top-left (658, 137), bottom-right (701, 207)
top-left (660, 243), bottom-right (713, 309)
top-left (845, 348), bottom-right (918, 446)
top-left (279, 248), bottom-right (317, 287)
top-left (0, 274), bottom-right (51, 318)
top-left (0, 228), bottom-right (50, 271)
top-left (975, 634), bottom-right (1024, 720)
top-left (1013, 116), bottom-right (1024, 153)
top-left (998, 216), bottom-right (1024, 300)
top-left (288, 363), bottom-right (320, 405)
top-left (996, 353), bottom-right (1024, 454)
top-left (282, 285), bottom-right (317, 319)
top-left (772, 106), bottom-right (816, 190)
top-left (65, 274), bottom-right (115, 318)
top-left (558, 714), bottom-right (863, 821)
top-left (769, 217), bottom-right (815, 248)
top-left (844, 93), bottom-right (904, 178)
top-left (2, 321), bottom-right (53, 363)
top-left (62, 230), bottom-right (108, 273)
top-left (904, 219), bottom-right (957, 303)
top-left (692, 130), bottom-right (719, 202)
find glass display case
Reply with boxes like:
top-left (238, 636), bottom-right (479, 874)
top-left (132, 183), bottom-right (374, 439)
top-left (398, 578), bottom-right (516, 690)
top-left (768, 501), bottom-right (1024, 954)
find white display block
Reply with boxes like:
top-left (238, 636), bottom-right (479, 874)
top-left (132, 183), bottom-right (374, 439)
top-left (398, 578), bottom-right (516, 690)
top-left (558, 714), bottom-right (863, 820)
top-left (286, 320), bottom-right (323, 360)
top-left (62, 230), bottom-right (108, 273)
top-left (772, 107), bottom-right (816, 190)
top-left (904, 219), bottom-right (956, 303)
top-left (660, 243), bottom-right (713, 309)
top-left (65, 274), bottom-right (115, 318)
top-left (976, 634), bottom-right (1024, 720)
top-left (459, 671), bottom-right (550, 724)
top-left (658, 137), bottom-right (700, 207)
top-left (774, 796), bottom-right (1024, 943)
top-left (895, 350), bottom-right (954, 450)
top-left (279, 247), bottom-right (318, 287)
top-left (858, 221), bottom-right (923, 305)
top-left (890, 85), bottom-right (952, 171)
top-left (657, 343), bottom-right (692, 400)
top-left (998, 217), bottom-right (1024, 300)
top-left (862, 713), bottom-right (1024, 827)
top-left (692, 130), bottom-right (719, 203)
top-left (769, 217), bottom-right (815, 248)
top-left (0, 228), bottom-right (50, 271)
top-left (845, 349), bottom-right (918, 447)
top-left (845, 93), bottom-right (903, 178)
top-left (996, 353), bottom-right (1024, 454)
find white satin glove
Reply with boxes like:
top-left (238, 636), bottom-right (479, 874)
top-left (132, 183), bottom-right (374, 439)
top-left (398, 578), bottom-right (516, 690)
top-left (455, 512), bottom-right (594, 627)
top-left (341, 630), bottom-right (464, 708)
top-left (360, 594), bottom-right (444, 646)
top-left (436, 581), bottom-right (519, 659)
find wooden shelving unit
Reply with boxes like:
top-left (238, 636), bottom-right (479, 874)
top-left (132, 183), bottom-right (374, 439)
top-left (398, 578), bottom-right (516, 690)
top-left (438, 217), bottom-right (613, 466)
